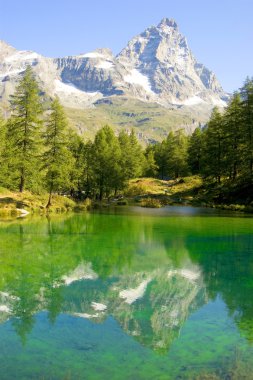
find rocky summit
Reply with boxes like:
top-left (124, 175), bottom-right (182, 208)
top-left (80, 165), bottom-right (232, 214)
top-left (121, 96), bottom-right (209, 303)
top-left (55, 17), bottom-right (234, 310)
top-left (0, 19), bottom-right (227, 108)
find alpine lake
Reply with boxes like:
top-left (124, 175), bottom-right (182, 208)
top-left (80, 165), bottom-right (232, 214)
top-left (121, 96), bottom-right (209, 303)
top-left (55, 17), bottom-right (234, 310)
top-left (0, 205), bottom-right (253, 380)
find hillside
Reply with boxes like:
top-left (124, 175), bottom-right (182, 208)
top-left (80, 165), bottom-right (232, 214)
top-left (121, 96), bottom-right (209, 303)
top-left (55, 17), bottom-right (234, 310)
top-left (65, 97), bottom-right (209, 142)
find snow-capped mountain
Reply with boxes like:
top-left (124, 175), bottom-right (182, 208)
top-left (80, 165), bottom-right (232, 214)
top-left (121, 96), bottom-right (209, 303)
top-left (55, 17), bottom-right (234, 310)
top-left (0, 18), bottom-right (228, 111)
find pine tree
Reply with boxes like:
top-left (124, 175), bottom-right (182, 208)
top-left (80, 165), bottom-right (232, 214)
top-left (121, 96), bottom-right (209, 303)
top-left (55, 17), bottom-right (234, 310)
top-left (188, 127), bottom-right (203, 174)
top-left (0, 116), bottom-right (7, 186)
top-left (67, 130), bottom-right (86, 198)
top-left (240, 78), bottom-right (253, 177)
top-left (43, 98), bottom-right (74, 207)
top-left (91, 126), bottom-right (121, 200)
top-left (201, 108), bottom-right (224, 183)
top-left (118, 130), bottom-right (144, 183)
top-left (82, 140), bottom-right (95, 199)
top-left (0, 115), bottom-right (6, 163)
top-left (128, 130), bottom-right (144, 177)
top-left (5, 66), bottom-right (43, 192)
top-left (166, 130), bottom-right (189, 178)
top-left (153, 140), bottom-right (169, 179)
top-left (223, 93), bottom-right (243, 180)
top-left (143, 146), bottom-right (158, 177)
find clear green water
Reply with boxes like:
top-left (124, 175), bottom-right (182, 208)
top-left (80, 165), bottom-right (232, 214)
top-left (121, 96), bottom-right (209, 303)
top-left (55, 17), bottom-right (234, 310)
top-left (0, 206), bottom-right (253, 379)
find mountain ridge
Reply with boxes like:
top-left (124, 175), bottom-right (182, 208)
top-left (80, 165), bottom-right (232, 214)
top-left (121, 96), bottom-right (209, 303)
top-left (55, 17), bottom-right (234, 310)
top-left (0, 19), bottom-right (228, 107)
top-left (0, 19), bottom-right (229, 140)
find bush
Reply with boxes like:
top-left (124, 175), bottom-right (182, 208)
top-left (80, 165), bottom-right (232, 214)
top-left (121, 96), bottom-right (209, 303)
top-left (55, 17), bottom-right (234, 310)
top-left (74, 198), bottom-right (92, 212)
top-left (124, 184), bottom-right (148, 197)
top-left (140, 197), bottom-right (162, 208)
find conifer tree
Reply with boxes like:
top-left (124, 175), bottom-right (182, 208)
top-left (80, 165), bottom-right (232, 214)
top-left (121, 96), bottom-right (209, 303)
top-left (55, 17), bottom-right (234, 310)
top-left (118, 130), bottom-right (144, 183)
top-left (165, 130), bottom-right (189, 178)
top-left (0, 116), bottom-right (7, 186)
top-left (201, 108), bottom-right (224, 183)
top-left (43, 98), bottom-right (74, 207)
top-left (0, 115), bottom-right (5, 162)
top-left (91, 125), bottom-right (121, 199)
top-left (82, 140), bottom-right (95, 198)
top-left (67, 130), bottom-right (86, 198)
top-left (188, 127), bottom-right (203, 174)
top-left (128, 130), bottom-right (144, 177)
top-left (153, 140), bottom-right (169, 179)
top-left (240, 78), bottom-right (253, 177)
top-left (6, 66), bottom-right (42, 192)
top-left (143, 146), bottom-right (158, 177)
top-left (223, 93), bottom-right (243, 180)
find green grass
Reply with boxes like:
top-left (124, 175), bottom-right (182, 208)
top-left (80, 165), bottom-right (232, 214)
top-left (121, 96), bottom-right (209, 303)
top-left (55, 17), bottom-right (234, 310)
top-left (0, 188), bottom-right (76, 216)
top-left (65, 96), bottom-right (208, 142)
top-left (125, 176), bottom-right (203, 205)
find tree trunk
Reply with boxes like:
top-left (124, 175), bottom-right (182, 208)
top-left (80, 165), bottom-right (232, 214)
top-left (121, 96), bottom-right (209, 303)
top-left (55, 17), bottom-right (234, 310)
top-left (99, 188), bottom-right (103, 201)
top-left (46, 190), bottom-right (52, 208)
top-left (19, 168), bottom-right (25, 193)
top-left (46, 181), bottom-right (54, 208)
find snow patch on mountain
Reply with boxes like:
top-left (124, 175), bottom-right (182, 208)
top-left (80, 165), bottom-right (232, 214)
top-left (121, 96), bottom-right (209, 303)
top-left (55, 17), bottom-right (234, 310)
top-left (80, 52), bottom-right (104, 59)
top-left (210, 96), bottom-right (227, 107)
top-left (124, 69), bottom-right (153, 93)
top-left (182, 96), bottom-right (205, 106)
top-left (5, 51), bottom-right (39, 62)
top-left (54, 79), bottom-right (98, 96)
top-left (95, 61), bottom-right (114, 70)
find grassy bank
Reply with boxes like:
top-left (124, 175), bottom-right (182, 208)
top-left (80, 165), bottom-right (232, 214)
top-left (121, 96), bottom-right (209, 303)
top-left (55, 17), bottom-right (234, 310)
top-left (0, 187), bottom-right (78, 217)
top-left (1, 176), bottom-right (252, 217)
top-left (123, 176), bottom-right (253, 212)
top-left (124, 176), bottom-right (203, 207)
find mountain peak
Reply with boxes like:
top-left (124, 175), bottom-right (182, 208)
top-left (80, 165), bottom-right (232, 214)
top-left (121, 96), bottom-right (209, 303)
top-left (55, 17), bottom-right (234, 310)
top-left (0, 39), bottom-right (17, 59)
top-left (158, 18), bottom-right (178, 29)
top-left (0, 39), bottom-right (16, 51)
top-left (0, 21), bottom-right (226, 119)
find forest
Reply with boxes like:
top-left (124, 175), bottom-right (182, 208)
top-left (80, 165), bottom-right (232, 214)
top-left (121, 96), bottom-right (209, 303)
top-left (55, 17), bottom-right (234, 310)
top-left (0, 66), bottom-right (253, 206)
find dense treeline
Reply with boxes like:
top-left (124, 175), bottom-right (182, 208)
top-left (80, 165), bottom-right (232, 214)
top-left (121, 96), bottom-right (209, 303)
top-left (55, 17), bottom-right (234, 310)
top-left (148, 78), bottom-right (253, 188)
top-left (196, 79), bottom-right (253, 183)
top-left (1, 66), bottom-right (253, 204)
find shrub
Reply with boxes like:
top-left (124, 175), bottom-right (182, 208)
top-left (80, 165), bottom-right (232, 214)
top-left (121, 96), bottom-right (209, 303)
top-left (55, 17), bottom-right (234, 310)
top-left (140, 197), bottom-right (162, 208)
top-left (124, 184), bottom-right (149, 197)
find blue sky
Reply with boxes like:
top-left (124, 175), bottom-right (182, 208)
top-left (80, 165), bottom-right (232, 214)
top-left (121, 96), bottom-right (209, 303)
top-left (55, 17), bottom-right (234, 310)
top-left (0, 0), bottom-right (252, 92)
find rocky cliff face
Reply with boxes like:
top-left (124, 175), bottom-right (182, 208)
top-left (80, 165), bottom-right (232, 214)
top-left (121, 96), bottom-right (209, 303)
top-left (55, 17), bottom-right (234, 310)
top-left (117, 18), bottom-right (226, 106)
top-left (0, 19), bottom-right (228, 112)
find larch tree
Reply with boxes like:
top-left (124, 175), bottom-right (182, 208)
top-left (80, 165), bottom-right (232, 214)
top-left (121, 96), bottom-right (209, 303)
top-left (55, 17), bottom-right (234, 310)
top-left (6, 66), bottom-right (42, 192)
top-left (188, 127), bottom-right (203, 174)
top-left (223, 93), bottom-right (243, 180)
top-left (201, 107), bottom-right (224, 183)
top-left (240, 78), bottom-right (253, 177)
top-left (118, 130), bottom-right (144, 184)
top-left (91, 126), bottom-right (121, 200)
top-left (43, 98), bottom-right (74, 207)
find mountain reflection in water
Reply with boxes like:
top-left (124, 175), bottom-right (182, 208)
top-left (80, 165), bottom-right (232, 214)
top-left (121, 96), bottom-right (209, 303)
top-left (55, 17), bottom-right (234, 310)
top-left (0, 208), bottom-right (253, 379)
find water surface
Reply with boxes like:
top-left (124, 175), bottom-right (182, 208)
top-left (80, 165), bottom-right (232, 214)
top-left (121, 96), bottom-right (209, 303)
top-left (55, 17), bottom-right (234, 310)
top-left (0, 207), bottom-right (253, 379)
